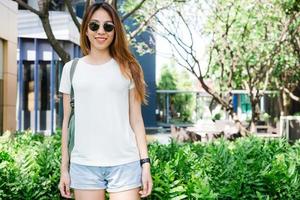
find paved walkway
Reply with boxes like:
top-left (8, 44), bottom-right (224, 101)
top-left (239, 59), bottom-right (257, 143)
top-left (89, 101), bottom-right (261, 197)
top-left (146, 133), bottom-right (171, 144)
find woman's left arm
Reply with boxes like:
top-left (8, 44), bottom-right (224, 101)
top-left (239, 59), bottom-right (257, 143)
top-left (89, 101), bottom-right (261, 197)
top-left (129, 88), bottom-right (153, 198)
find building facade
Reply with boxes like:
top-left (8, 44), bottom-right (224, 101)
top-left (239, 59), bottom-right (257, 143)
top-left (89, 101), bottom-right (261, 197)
top-left (0, 0), bottom-right (18, 135)
top-left (15, 0), bottom-right (156, 134)
top-left (17, 8), bottom-right (81, 135)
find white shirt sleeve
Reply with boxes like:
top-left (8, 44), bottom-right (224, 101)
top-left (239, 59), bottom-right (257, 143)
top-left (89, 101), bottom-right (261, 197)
top-left (129, 79), bottom-right (135, 90)
top-left (59, 61), bottom-right (72, 94)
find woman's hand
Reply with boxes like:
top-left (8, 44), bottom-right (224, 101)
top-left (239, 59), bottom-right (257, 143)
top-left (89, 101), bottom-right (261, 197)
top-left (139, 163), bottom-right (153, 198)
top-left (58, 171), bottom-right (72, 199)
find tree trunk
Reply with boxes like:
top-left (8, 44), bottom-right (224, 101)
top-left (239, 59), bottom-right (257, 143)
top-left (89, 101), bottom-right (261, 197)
top-left (282, 90), bottom-right (291, 116)
top-left (40, 16), bottom-right (70, 64)
top-left (249, 99), bottom-right (260, 133)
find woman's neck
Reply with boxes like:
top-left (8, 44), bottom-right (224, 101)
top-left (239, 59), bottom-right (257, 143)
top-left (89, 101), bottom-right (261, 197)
top-left (86, 48), bottom-right (112, 64)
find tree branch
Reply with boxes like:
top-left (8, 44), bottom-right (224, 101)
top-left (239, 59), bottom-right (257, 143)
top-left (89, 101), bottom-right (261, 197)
top-left (156, 14), bottom-right (233, 115)
top-left (40, 15), bottom-right (70, 63)
top-left (129, 5), bottom-right (169, 41)
top-left (65, 0), bottom-right (81, 32)
top-left (255, 12), bottom-right (300, 85)
top-left (84, 0), bottom-right (91, 16)
top-left (121, 0), bottom-right (147, 22)
top-left (104, 0), bottom-right (117, 9)
top-left (155, 16), bottom-right (190, 56)
top-left (177, 11), bottom-right (194, 50)
top-left (283, 87), bottom-right (300, 102)
top-left (14, 0), bottom-right (43, 16)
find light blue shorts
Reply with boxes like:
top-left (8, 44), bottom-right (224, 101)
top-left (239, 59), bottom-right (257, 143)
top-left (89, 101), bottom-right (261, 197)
top-left (69, 160), bottom-right (142, 192)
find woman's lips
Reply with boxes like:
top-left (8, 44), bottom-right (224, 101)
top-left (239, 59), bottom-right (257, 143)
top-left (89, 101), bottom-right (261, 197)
top-left (95, 37), bottom-right (107, 43)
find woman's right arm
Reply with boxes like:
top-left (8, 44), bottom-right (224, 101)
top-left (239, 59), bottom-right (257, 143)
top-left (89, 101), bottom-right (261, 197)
top-left (58, 61), bottom-right (73, 198)
top-left (60, 93), bottom-right (71, 173)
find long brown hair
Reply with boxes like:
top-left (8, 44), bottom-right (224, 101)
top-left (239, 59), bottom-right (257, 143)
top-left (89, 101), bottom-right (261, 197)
top-left (80, 2), bottom-right (148, 104)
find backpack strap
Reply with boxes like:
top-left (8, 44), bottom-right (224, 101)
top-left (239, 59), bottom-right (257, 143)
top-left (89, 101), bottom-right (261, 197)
top-left (70, 58), bottom-right (79, 108)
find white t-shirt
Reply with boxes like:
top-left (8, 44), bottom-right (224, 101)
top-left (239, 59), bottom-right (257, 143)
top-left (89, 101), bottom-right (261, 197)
top-left (59, 58), bottom-right (140, 166)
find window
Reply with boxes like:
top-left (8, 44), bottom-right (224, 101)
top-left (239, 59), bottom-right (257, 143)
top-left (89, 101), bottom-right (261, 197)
top-left (39, 61), bottom-right (51, 111)
top-left (241, 94), bottom-right (251, 114)
top-left (22, 61), bottom-right (51, 111)
top-left (23, 61), bottom-right (34, 112)
top-left (22, 61), bottom-right (51, 130)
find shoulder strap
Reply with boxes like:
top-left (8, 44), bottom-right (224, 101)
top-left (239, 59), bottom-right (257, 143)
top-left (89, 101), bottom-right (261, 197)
top-left (70, 58), bottom-right (79, 100)
top-left (70, 58), bottom-right (79, 105)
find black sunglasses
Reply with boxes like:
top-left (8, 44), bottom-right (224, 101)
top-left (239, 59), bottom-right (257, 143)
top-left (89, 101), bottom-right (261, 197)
top-left (88, 21), bottom-right (115, 32)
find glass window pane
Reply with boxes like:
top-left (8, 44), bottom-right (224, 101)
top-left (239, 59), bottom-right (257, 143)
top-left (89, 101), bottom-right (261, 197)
top-left (39, 61), bottom-right (50, 131)
top-left (23, 61), bottom-right (34, 130)
top-left (39, 61), bottom-right (50, 111)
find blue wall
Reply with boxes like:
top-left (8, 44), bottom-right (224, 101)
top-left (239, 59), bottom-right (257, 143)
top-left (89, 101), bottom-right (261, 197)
top-left (131, 32), bottom-right (157, 127)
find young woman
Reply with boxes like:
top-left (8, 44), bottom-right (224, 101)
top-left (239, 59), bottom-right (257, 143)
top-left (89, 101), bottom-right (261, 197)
top-left (58, 2), bottom-right (153, 200)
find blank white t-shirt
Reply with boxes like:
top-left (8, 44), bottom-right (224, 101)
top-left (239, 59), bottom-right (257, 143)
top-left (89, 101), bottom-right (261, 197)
top-left (59, 58), bottom-right (140, 166)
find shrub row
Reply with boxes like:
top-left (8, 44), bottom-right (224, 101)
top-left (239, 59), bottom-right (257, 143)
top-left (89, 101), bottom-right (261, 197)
top-left (0, 131), bottom-right (299, 199)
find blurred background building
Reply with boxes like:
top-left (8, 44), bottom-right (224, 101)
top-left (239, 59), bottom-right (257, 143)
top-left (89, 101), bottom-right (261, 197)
top-left (13, 0), bottom-right (156, 135)
top-left (0, 0), bottom-right (18, 134)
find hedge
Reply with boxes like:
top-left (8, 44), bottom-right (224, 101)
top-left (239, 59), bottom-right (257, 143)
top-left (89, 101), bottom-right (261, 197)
top-left (0, 131), bottom-right (299, 199)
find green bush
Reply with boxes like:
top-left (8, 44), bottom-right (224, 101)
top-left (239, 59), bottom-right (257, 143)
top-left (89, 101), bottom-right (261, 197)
top-left (0, 131), bottom-right (299, 199)
top-left (148, 137), bottom-right (300, 200)
top-left (0, 131), bottom-right (62, 200)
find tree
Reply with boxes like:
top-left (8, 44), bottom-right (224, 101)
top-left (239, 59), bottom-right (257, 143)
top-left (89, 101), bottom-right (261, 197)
top-left (157, 64), bottom-right (195, 123)
top-left (157, 65), bottom-right (177, 90)
top-left (270, 0), bottom-right (300, 115)
top-left (14, 0), bottom-right (177, 64)
top-left (152, 0), bottom-right (300, 134)
top-left (204, 0), bottom-right (300, 129)
top-left (174, 68), bottom-right (195, 122)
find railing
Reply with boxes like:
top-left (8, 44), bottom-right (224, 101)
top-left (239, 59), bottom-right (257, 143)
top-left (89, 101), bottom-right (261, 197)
top-left (156, 90), bottom-right (222, 127)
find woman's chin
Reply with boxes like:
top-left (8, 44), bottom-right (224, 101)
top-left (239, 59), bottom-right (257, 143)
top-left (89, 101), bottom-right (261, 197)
top-left (92, 43), bottom-right (110, 51)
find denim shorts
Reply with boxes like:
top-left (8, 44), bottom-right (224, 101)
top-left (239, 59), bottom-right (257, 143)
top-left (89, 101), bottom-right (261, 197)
top-left (69, 160), bottom-right (142, 192)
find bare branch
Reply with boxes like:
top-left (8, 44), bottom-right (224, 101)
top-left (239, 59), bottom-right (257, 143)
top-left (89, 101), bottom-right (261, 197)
top-left (14, 0), bottom-right (43, 16)
top-left (40, 15), bottom-right (70, 63)
top-left (37, 0), bottom-right (51, 14)
top-left (156, 11), bottom-right (204, 78)
top-left (262, 68), bottom-right (272, 93)
top-left (283, 87), bottom-right (300, 102)
top-left (172, 12), bottom-right (203, 77)
top-left (171, 52), bottom-right (194, 74)
top-left (157, 30), bottom-right (194, 72)
top-left (84, 0), bottom-right (92, 16)
top-left (155, 15), bottom-right (203, 78)
top-left (169, 15), bottom-right (191, 50)
top-left (33, 1), bottom-right (70, 63)
top-left (121, 0), bottom-right (147, 22)
top-left (104, 0), bottom-right (117, 9)
top-left (129, 5), bottom-right (169, 41)
top-left (204, 49), bottom-right (213, 77)
top-left (245, 61), bottom-right (252, 93)
top-left (156, 17), bottom-right (232, 114)
top-left (155, 16), bottom-right (190, 55)
top-left (113, 0), bottom-right (117, 10)
top-left (177, 11), bottom-right (194, 49)
top-left (65, 0), bottom-right (81, 32)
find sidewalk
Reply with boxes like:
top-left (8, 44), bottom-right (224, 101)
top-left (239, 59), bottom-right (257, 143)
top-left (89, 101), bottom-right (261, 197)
top-left (146, 133), bottom-right (171, 144)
